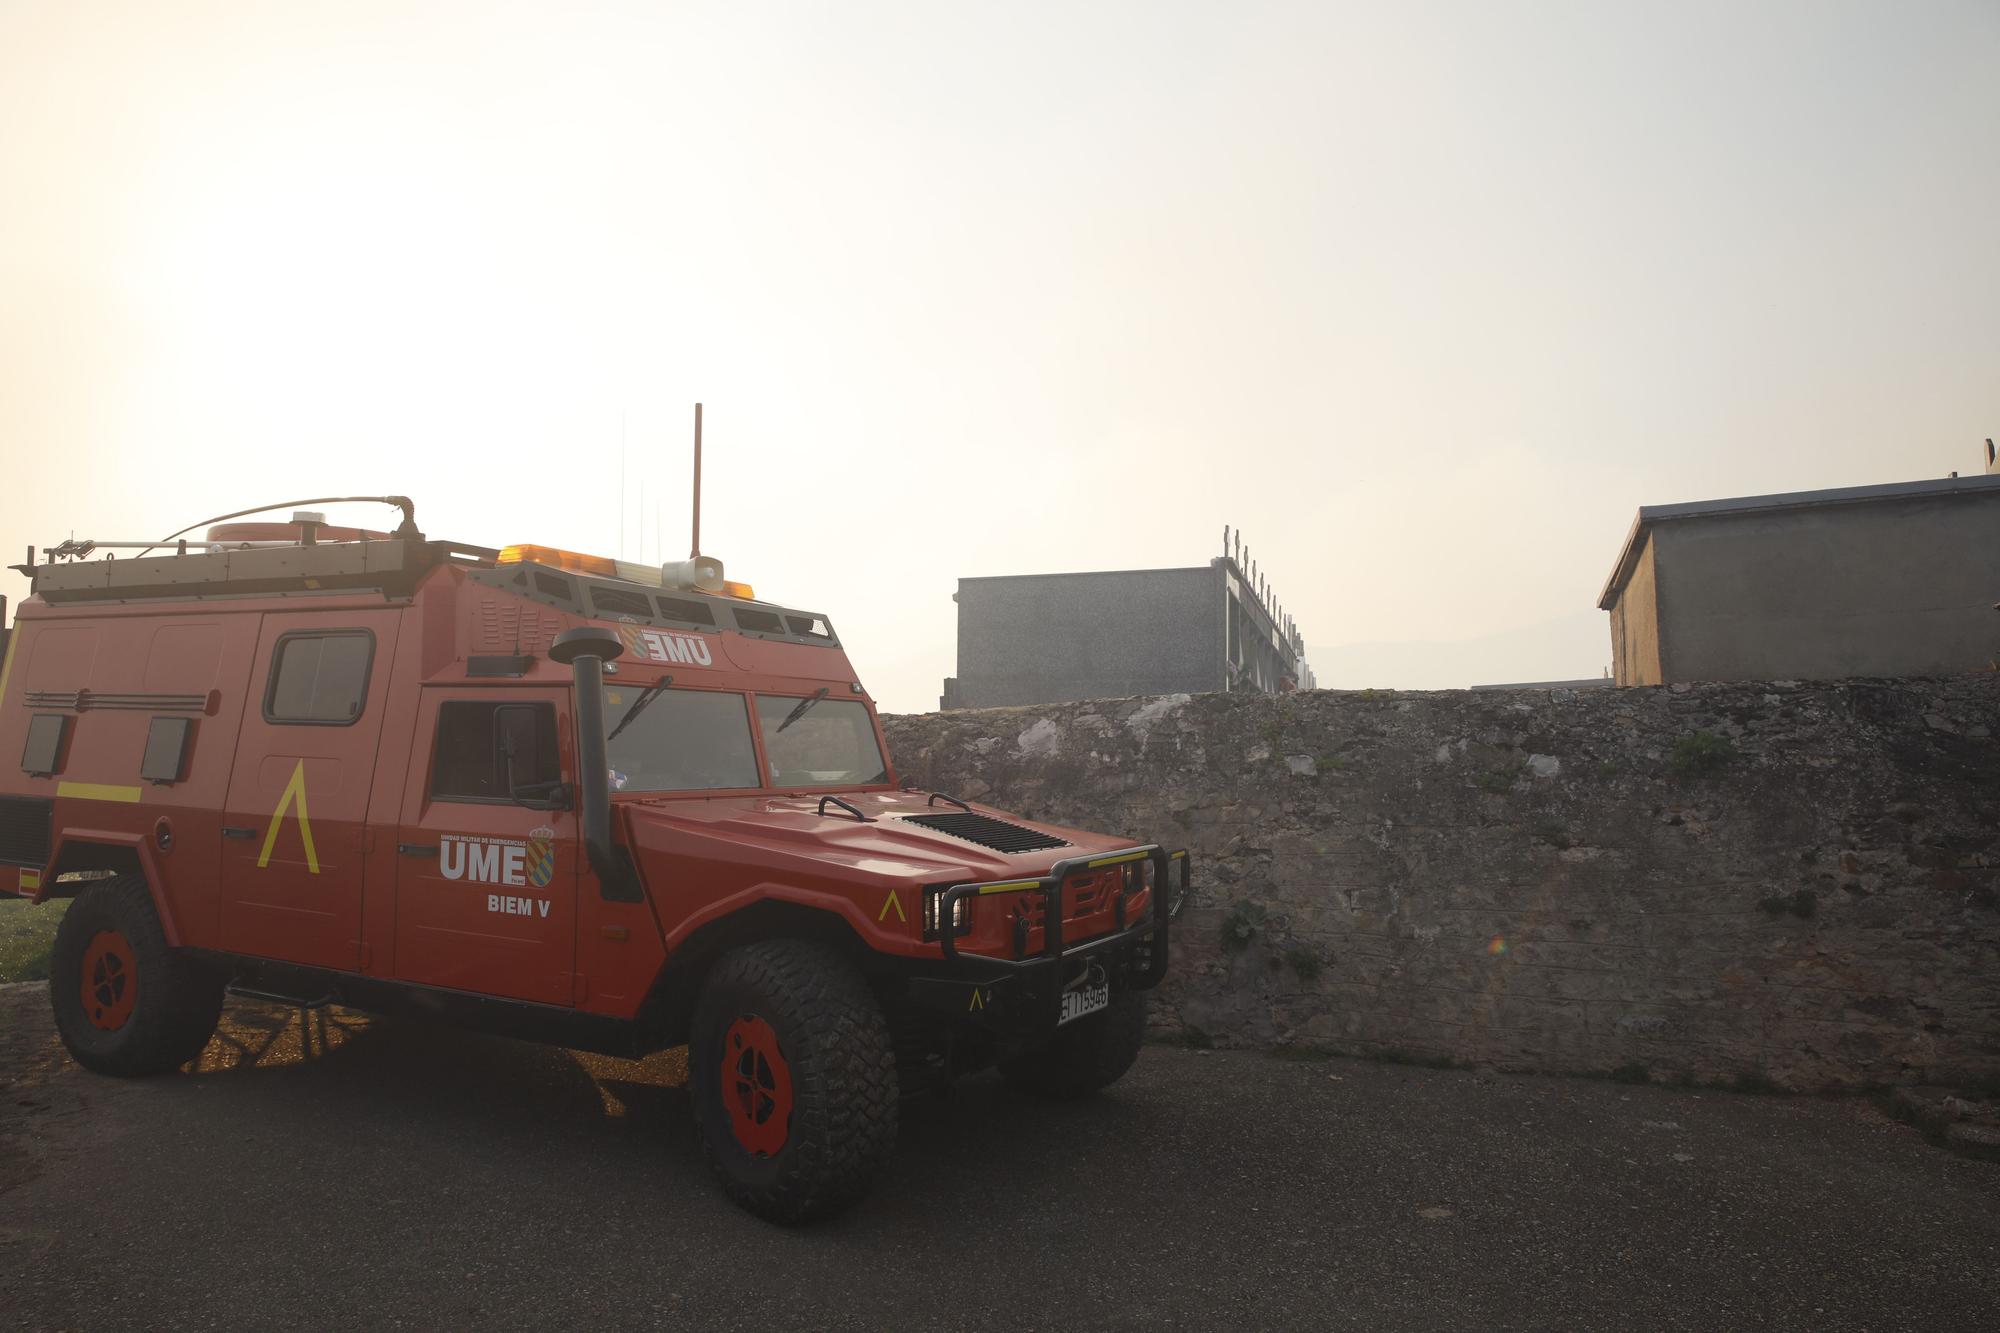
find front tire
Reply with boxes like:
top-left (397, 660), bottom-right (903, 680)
top-left (688, 940), bottom-right (898, 1224)
top-left (49, 876), bottom-right (225, 1077)
top-left (1000, 986), bottom-right (1147, 1099)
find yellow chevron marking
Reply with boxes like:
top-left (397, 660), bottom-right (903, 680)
top-left (257, 759), bottom-right (320, 874)
top-left (877, 889), bottom-right (906, 923)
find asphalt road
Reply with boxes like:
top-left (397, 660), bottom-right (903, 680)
top-left (2, 982), bottom-right (1996, 1332)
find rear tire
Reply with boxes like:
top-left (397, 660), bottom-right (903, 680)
top-left (688, 940), bottom-right (898, 1224)
top-left (1000, 986), bottom-right (1147, 1099)
top-left (49, 876), bottom-right (225, 1077)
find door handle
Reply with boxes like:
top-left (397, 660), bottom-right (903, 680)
top-left (397, 843), bottom-right (438, 858)
top-left (222, 826), bottom-right (256, 840)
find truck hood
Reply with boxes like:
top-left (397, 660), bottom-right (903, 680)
top-left (615, 787), bottom-right (1137, 885)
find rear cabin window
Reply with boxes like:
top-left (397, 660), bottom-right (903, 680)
top-left (431, 700), bottom-right (561, 802)
top-left (20, 714), bottom-right (70, 776)
top-left (140, 717), bottom-right (194, 784)
top-left (264, 632), bottom-right (374, 724)
top-left (733, 608), bottom-right (785, 634)
top-left (655, 595), bottom-right (717, 626)
top-left (590, 587), bottom-right (654, 619)
top-left (785, 615), bottom-right (832, 640)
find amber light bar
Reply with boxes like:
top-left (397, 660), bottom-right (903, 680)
top-left (498, 544), bottom-right (623, 577)
top-left (497, 544), bottom-right (755, 599)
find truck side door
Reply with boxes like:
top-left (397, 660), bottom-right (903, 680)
top-left (219, 611), bottom-right (402, 972)
top-left (392, 689), bottom-right (579, 1005)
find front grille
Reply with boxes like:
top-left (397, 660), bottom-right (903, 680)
top-left (1068, 868), bottom-right (1115, 914)
top-left (1018, 869), bottom-right (1118, 927)
top-left (899, 812), bottom-right (1071, 854)
top-left (0, 795), bottom-right (53, 867)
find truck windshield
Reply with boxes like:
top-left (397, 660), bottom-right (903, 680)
top-left (604, 686), bottom-right (759, 792)
top-left (755, 695), bottom-right (888, 788)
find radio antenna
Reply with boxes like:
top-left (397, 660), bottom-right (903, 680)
top-left (691, 402), bottom-right (704, 558)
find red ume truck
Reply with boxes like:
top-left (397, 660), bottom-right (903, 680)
top-left (0, 499), bottom-right (1186, 1222)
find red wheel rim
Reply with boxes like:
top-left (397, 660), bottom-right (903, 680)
top-left (720, 1015), bottom-right (794, 1157)
top-left (80, 930), bottom-right (138, 1031)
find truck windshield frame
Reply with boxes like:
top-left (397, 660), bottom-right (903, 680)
top-left (603, 684), bottom-right (762, 794)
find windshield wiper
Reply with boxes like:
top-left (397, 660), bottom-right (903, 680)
top-left (606, 676), bottom-right (672, 744)
top-left (775, 687), bottom-right (829, 734)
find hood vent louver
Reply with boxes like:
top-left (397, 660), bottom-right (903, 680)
top-left (899, 812), bottom-right (1071, 854)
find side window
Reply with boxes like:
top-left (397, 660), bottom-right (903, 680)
top-left (265, 632), bottom-right (374, 724)
top-left (430, 700), bottom-right (560, 803)
top-left (20, 714), bottom-right (70, 776)
top-left (140, 717), bottom-right (195, 784)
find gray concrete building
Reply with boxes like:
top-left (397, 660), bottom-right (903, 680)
top-left (942, 532), bottom-right (1311, 709)
top-left (1598, 470), bottom-right (2000, 686)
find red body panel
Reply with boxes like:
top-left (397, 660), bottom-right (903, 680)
top-left (392, 684), bottom-right (581, 1004)
top-left (217, 607), bottom-right (403, 971)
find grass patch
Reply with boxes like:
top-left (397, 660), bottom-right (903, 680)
top-left (1668, 730), bottom-right (1735, 779)
top-left (1284, 946), bottom-right (1322, 981)
top-left (1181, 1025), bottom-right (1214, 1050)
top-left (1218, 900), bottom-right (1267, 953)
top-left (0, 897), bottom-right (67, 984)
top-left (1609, 1062), bottom-right (1651, 1085)
top-left (1477, 768), bottom-right (1515, 794)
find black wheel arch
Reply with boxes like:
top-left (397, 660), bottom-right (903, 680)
top-left (41, 841), bottom-right (145, 896)
top-left (646, 899), bottom-right (879, 1046)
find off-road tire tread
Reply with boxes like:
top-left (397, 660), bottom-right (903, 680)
top-left (999, 987), bottom-right (1147, 1099)
top-left (49, 876), bottom-right (225, 1076)
top-left (690, 939), bottom-right (898, 1224)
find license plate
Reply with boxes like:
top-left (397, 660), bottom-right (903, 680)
top-left (1059, 981), bottom-right (1110, 1026)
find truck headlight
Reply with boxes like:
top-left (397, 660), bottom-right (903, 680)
top-left (922, 888), bottom-right (971, 939)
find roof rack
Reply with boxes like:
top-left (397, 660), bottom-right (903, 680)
top-left (26, 536), bottom-right (497, 605)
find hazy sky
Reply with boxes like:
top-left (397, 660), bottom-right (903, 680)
top-left (3, 1), bottom-right (1995, 711)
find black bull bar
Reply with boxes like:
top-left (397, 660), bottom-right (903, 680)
top-left (904, 845), bottom-right (1189, 1032)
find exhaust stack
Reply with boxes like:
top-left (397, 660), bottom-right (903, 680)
top-left (549, 626), bottom-right (640, 903)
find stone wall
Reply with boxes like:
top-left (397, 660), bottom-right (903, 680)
top-left (883, 678), bottom-right (2000, 1091)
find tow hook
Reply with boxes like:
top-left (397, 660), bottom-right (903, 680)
top-left (1065, 960), bottom-right (1107, 994)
